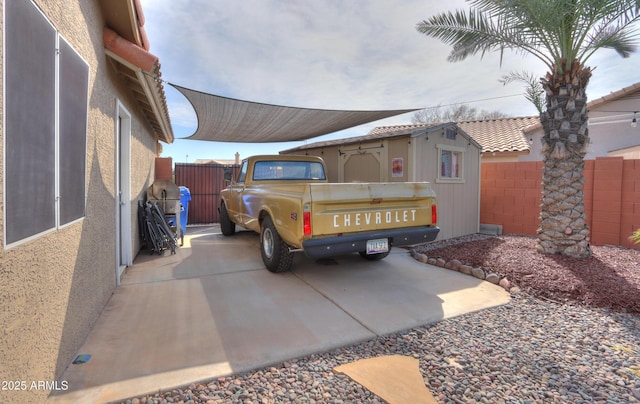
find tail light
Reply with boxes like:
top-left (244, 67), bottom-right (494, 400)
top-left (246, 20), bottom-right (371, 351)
top-left (303, 204), bottom-right (312, 236)
top-left (431, 203), bottom-right (437, 225)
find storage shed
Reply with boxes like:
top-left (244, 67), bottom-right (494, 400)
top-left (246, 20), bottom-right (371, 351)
top-left (281, 123), bottom-right (483, 240)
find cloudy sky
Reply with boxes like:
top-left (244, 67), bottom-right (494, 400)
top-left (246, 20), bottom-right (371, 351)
top-left (142, 0), bottom-right (640, 163)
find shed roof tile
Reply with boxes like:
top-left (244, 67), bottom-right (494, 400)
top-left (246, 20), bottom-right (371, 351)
top-left (369, 116), bottom-right (539, 153)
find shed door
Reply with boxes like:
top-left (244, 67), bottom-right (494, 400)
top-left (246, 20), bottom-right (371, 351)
top-left (341, 149), bottom-right (383, 182)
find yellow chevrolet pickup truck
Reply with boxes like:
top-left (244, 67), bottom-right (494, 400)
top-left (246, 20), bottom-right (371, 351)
top-left (219, 155), bottom-right (439, 272)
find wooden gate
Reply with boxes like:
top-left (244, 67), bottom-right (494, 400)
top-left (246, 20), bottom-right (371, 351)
top-left (174, 163), bottom-right (240, 225)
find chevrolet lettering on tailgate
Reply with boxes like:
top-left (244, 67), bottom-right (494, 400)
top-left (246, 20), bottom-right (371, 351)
top-left (219, 155), bottom-right (439, 273)
top-left (333, 209), bottom-right (419, 229)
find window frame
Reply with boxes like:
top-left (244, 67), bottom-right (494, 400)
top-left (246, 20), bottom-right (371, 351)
top-left (252, 160), bottom-right (326, 181)
top-left (436, 144), bottom-right (465, 184)
top-left (57, 33), bottom-right (89, 229)
top-left (3, 0), bottom-right (89, 248)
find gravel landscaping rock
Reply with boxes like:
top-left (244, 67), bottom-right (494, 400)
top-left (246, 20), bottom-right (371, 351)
top-left (122, 296), bottom-right (640, 403)
top-left (415, 234), bottom-right (640, 313)
top-left (122, 235), bottom-right (640, 404)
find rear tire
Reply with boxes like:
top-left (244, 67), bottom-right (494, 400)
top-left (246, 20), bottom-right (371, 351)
top-left (359, 249), bottom-right (391, 261)
top-left (219, 203), bottom-right (236, 236)
top-left (261, 216), bottom-right (294, 272)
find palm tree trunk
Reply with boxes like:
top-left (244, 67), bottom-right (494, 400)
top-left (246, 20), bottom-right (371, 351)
top-left (537, 61), bottom-right (592, 258)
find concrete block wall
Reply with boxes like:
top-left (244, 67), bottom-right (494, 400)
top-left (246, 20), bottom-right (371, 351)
top-left (481, 158), bottom-right (640, 249)
top-left (590, 157), bottom-right (623, 246)
top-left (583, 160), bottom-right (595, 232)
top-left (481, 161), bottom-right (542, 236)
top-left (620, 159), bottom-right (640, 249)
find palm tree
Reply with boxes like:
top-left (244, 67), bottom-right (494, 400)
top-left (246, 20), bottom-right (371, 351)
top-left (417, 0), bottom-right (640, 258)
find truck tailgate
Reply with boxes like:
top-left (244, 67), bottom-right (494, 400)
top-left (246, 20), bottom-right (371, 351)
top-left (308, 182), bottom-right (436, 237)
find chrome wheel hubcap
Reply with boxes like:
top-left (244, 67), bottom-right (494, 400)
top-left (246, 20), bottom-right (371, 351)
top-left (263, 228), bottom-right (274, 258)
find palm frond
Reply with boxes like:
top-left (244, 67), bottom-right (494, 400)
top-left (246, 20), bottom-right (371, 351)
top-left (578, 2), bottom-right (640, 60)
top-left (416, 8), bottom-right (554, 68)
top-left (586, 27), bottom-right (638, 57)
top-left (500, 71), bottom-right (545, 114)
top-left (418, 0), bottom-right (640, 74)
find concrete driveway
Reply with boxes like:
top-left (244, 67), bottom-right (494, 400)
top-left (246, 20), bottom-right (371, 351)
top-left (49, 225), bottom-right (509, 403)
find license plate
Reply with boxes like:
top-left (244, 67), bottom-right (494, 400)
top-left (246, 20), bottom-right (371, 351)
top-left (366, 238), bottom-right (389, 254)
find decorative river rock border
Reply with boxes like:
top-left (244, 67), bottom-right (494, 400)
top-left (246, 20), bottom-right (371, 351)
top-left (410, 250), bottom-right (521, 294)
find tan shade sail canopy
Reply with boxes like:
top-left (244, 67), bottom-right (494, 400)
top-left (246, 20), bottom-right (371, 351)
top-left (171, 84), bottom-right (421, 143)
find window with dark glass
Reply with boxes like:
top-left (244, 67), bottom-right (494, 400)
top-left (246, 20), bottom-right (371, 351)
top-left (4, 0), bottom-right (88, 246)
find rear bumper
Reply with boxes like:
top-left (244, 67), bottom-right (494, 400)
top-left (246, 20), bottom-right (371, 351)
top-left (301, 226), bottom-right (440, 259)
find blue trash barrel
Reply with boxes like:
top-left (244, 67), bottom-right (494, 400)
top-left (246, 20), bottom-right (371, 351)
top-left (179, 186), bottom-right (191, 238)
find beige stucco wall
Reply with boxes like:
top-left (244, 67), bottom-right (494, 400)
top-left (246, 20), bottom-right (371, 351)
top-left (128, 105), bottom-right (159, 255)
top-left (482, 151), bottom-right (531, 163)
top-left (587, 98), bottom-right (640, 159)
top-left (0, 1), bottom-right (158, 403)
top-left (608, 144), bottom-right (640, 159)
